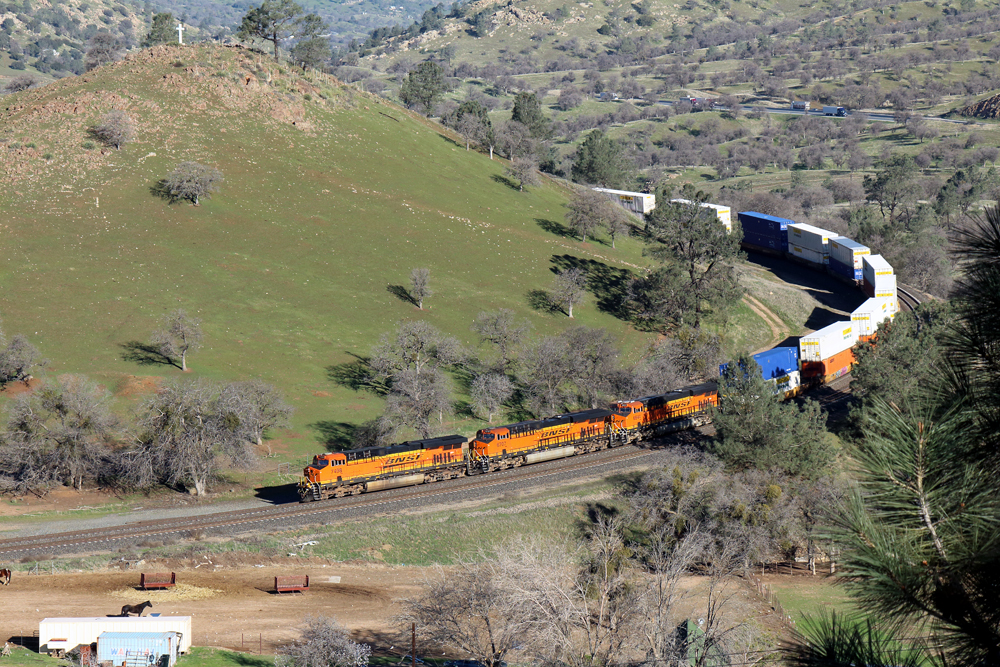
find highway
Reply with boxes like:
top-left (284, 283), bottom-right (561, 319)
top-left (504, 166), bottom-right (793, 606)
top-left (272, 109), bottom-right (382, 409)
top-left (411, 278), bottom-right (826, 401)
top-left (657, 100), bottom-right (977, 124)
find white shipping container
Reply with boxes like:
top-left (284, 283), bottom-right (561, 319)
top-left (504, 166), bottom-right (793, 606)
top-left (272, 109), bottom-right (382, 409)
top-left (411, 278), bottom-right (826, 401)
top-left (800, 321), bottom-right (857, 362)
top-left (829, 236), bottom-right (870, 270)
top-left (768, 370), bottom-right (801, 397)
top-left (789, 243), bottom-right (826, 266)
top-left (873, 274), bottom-right (897, 298)
top-left (670, 199), bottom-right (732, 231)
top-left (40, 617), bottom-right (193, 655)
top-left (852, 297), bottom-right (893, 337)
top-left (863, 254), bottom-right (894, 284)
top-left (789, 223), bottom-right (835, 255)
top-left (594, 187), bottom-right (656, 214)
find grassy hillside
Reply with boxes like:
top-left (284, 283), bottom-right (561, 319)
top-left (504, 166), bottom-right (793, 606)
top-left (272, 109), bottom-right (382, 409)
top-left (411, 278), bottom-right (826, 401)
top-left (0, 43), bottom-right (779, 469)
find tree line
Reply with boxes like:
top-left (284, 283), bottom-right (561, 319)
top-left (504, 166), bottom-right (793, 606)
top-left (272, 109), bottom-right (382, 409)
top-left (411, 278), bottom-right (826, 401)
top-left (0, 311), bottom-right (291, 497)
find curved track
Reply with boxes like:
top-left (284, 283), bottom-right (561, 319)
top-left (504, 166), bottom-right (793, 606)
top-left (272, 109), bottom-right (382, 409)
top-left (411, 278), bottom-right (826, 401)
top-left (897, 285), bottom-right (922, 312)
top-left (0, 444), bottom-right (669, 560)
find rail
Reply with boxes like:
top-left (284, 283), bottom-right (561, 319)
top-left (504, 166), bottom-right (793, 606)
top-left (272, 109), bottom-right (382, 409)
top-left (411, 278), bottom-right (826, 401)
top-left (897, 286), bottom-right (922, 312)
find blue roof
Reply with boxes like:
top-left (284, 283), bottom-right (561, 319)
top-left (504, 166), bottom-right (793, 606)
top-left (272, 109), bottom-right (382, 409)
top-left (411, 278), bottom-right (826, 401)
top-left (738, 211), bottom-right (796, 224)
top-left (99, 633), bottom-right (177, 640)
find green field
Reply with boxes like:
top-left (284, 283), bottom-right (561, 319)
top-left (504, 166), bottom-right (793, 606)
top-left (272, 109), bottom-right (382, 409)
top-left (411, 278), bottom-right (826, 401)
top-left (0, 44), bottom-right (780, 478)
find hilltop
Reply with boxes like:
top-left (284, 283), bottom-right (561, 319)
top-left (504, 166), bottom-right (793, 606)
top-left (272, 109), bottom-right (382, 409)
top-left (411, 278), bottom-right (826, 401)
top-left (2, 43), bottom-right (747, 464)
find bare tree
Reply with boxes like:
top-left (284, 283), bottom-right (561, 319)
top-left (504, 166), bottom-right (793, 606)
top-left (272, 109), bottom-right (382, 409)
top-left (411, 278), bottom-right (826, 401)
top-left (506, 156), bottom-right (540, 192)
top-left (92, 110), bottom-right (135, 150)
top-left (369, 321), bottom-right (461, 437)
top-left (3, 376), bottom-right (119, 492)
top-left (151, 309), bottom-right (202, 371)
top-left (163, 161), bottom-right (223, 205)
top-left (518, 335), bottom-right (574, 415)
top-left (471, 309), bottom-right (531, 373)
top-left (276, 616), bottom-right (371, 667)
top-left (410, 268), bottom-right (432, 310)
top-left (495, 523), bottom-right (641, 667)
top-left (550, 267), bottom-right (587, 318)
top-left (402, 561), bottom-right (529, 667)
top-left (369, 320), bottom-right (461, 383)
top-left (219, 379), bottom-right (293, 449)
top-left (605, 205), bottom-right (632, 249)
top-left (562, 326), bottom-right (623, 408)
top-left (134, 380), bottom-right (257, 496)
top-left (0, 331), bottom-right (45, 385)
top-left (470, 372), bottom-right (514, 422)
top-left (383, 366), bottom-right (453, 438)
top-left (2, 73), bottom-right (40, 94)
top-left (84, 33), bottom-right (124, 71)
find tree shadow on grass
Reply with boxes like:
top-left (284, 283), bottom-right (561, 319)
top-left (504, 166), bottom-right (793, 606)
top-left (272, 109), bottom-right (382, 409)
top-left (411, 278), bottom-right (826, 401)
top-left (536, 218), bottom-right (576, 239)
top-left (387, 284), bottom-right (417, 307)
top-left (492, 173), bottom-right (519, 190)
top-left (325, 353), bottom-right (388, 395)
top-left (120, 341), bottom-right (179, 368)
top-left (549, 254), bottom-right (635, 320)
top-left (527, 288), bottom-right (561, 315)
top-left (149, 179), bottom-right (180, 204)
top-left (310, 420), bottom-right (360, 452)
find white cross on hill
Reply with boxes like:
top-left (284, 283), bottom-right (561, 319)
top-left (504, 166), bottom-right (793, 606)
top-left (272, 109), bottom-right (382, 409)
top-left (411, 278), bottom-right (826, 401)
top-left (176, 22), bottom-right (185, 44)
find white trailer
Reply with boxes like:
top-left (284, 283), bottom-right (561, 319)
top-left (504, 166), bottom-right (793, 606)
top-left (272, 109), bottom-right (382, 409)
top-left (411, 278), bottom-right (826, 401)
top-left (670, 199), bottom-right (732, 232)
top-left (789, 223), bottom-right (835, 257)
top-left (39, 617), bottom-right (192, 655)
top-left (592, 187), bottom-right (656, 214)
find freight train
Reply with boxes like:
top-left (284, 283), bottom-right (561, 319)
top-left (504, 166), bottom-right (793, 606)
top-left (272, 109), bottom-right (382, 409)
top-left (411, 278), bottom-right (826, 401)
top-left (298, 208), bottom-right (900, 502)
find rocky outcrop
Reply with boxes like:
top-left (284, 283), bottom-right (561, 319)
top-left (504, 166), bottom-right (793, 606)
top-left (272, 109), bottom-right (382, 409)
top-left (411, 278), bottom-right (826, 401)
top-left (958, 94), bottom-right (1000, 118)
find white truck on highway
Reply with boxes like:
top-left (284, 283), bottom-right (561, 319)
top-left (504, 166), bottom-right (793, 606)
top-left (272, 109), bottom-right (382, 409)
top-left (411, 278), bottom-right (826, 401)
top-left (823, 106), bottom-right (848, 116)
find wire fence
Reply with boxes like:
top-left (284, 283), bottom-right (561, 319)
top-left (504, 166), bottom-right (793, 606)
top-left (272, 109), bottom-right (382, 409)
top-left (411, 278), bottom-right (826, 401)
top-left (746, 572), bottom-right (796, 629)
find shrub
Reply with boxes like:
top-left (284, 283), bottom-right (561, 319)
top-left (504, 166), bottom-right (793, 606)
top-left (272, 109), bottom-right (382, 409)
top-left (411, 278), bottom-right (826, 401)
top-left (82, 140), bottom-right (95, 149)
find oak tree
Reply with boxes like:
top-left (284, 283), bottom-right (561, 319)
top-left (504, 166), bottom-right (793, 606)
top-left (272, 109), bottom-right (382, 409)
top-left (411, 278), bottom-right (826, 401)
top-left (399, 61), bottom-right (447, 115)
top-left (550, 267), bottom-right (587, 318)
top-left (163, 161), bottom-right (223, 205)
top-left (151, 309), bottom-right (202, 371)
top-left (142, 12), bottom-right (175, 47)
top-left (409, 268), bottom-right (432, 309)
top-left (92, 110), bottom-right (135, 150)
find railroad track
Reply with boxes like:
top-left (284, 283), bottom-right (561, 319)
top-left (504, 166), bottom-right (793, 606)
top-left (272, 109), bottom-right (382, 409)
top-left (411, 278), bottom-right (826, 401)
top-left (897, 286), bottom-right (922, 312)
top-left (0, 444), bottom-right (663, 560)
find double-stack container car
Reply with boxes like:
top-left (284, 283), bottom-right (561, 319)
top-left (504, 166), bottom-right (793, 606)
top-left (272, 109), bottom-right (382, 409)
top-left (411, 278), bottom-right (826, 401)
top-left (738, 211), bottom-right (793, 253)
top-left (800, 322), bottom-right (858, 383)
top-left (788, 223), bottom-right (835, 267)
top-left (829, 237), bottom-right (870, 282)
top-left (851, 297), bottom-right (895, 339)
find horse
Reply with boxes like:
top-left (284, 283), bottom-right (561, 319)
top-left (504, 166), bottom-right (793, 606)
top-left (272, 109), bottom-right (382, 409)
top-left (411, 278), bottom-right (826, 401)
top-left (120, 601), bottom-right (152, 617)
top-left (0, 569), bottom-right (11, 586)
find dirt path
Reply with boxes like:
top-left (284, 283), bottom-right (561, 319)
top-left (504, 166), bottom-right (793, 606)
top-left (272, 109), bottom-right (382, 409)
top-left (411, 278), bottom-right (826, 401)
top-left (743, 295), bottom-right (788, 353)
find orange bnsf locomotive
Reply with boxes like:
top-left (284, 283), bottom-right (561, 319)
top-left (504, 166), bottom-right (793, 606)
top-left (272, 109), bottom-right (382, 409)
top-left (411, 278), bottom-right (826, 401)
top-left (298, 384), bottom-right (719, 502)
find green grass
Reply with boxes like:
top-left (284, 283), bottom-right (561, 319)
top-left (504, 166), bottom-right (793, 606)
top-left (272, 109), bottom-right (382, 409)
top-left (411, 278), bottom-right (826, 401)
top-left (177, 647), bottom-right (273, 667)
top-left (0, 44), bottom-right (675, 467)
top-left (0, 648), bottom-right (63, 667)
top-left (304, 482), bottom-right (617, 565)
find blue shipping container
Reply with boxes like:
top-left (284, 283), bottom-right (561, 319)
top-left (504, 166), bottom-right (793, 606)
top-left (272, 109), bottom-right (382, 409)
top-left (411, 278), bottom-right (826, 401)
top-left (738, 212), bottom-right (793, 252)
top-left (720, 346), bottom-right (800, 380)
top-left (742, 231), bottom-right (786, 252)
top-left (828, 256), bottom-right (863, 281)
top-left (98, 632), bottom-right (178, 667)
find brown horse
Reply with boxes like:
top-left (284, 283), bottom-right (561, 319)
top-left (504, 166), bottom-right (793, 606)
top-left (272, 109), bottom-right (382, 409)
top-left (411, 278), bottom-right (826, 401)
top-left (120, 601), bottom-right (152, 617)
top-left (0, 569), bottom-right (11, 586)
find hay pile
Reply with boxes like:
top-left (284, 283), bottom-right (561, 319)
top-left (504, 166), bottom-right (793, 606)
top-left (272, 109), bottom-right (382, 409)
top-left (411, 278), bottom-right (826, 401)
top-left (106, 583), bottom-right (221, 601)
